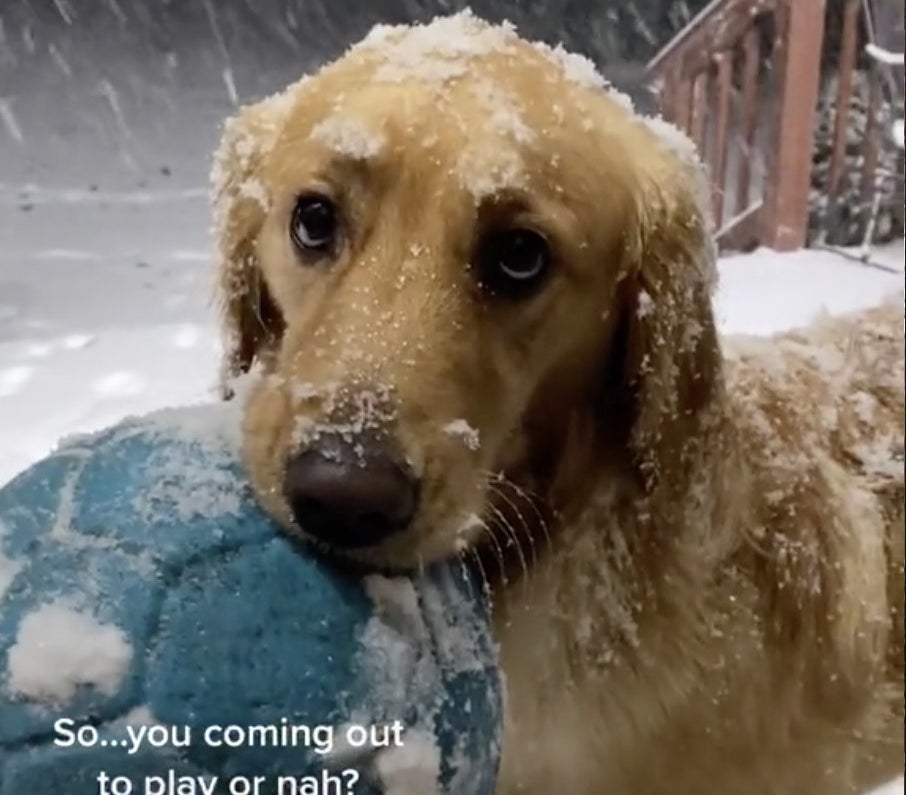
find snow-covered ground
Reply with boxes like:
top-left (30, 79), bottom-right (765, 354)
top-left (0, 185), bottom-right (216, 480)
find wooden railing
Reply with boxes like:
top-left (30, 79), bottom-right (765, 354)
top-left (646, 0), bottom-right (827, 252)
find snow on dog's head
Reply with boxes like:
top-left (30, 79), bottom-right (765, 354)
top-left (211, 12), bottom-right (717, 571)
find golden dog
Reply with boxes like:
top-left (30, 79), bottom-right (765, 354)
top-left (211, 13), bottom-right (905, 795)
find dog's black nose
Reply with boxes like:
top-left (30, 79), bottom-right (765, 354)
top-left (283, 439), bottom-right (418, 548)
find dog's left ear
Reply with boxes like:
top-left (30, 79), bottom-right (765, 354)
top-left (615, 141), bottom-right (724, 492)
top-left (211, 91), bottom-right (294, 397)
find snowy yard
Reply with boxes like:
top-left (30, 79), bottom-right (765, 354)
top-left (0, 187), bottom-right (903, 794)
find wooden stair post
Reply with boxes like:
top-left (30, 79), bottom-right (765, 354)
top-left (759, 0), bottom-right (828, 251)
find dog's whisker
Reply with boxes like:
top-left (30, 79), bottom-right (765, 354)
top-left (484, 471), bottom-right (554, 555)
top-left (484, 489), bottom-right (537, 584)
top-left (481, 469), bottom-right (545, 502)
top-left (485, 503), bottom-right (531, 588)
top-left (479, 517), bottom-right (510, 588)
top-left (486, 482), bottom-right (540, 569)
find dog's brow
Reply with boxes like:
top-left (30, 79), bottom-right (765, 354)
top-left (311, 151), bottom-right (385, 189)
top-left (309, 113), bottom-right (387, 160)
top-left (477, 188), bottom-right (538, 216)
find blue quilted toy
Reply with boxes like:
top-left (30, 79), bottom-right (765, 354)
top-left (0, 404), bottom-right (501, 795)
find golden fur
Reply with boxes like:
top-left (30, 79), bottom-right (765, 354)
top-left (211, 14), bottom-right (905, 795)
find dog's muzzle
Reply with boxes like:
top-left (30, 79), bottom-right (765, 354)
top-left (283, 433), bottom-right (418, 549)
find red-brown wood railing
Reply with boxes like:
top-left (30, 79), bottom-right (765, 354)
top-left (646, 0), bottom-right (827, 252)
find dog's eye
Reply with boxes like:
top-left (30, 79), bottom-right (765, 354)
top-left (474, 228), bottom-right (550, 297)
top-left (290, 194), bottom-right (337, 253)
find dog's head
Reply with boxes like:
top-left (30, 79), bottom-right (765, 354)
top-left (213, 13), bottom-right (721, 570)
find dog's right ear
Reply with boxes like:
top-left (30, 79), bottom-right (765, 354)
top-left (211, 92), bottom-right (293, 398)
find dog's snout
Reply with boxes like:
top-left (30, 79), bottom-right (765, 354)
top-left (283, 438), bottom-right (418, 548)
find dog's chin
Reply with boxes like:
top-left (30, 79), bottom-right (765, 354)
top-left (282, 510), bottom-right (487, 575)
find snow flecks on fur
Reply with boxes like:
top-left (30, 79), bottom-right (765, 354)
top-left (289, 379), bottom-right (325, 404)
top-left (6, 601), bottom-right (132, 706)
top-left (854, 439), bottom-right (905, 483)
top-left (470, 80), bottom-right (535, 145)
top-left (379, 54), bottom-right (468, 84)
top-left (290, 381), bottom-right (398, 458)
top-left (358, 10), bottom-right (517, 85)
top-left (210, 100), bottom-right (264, 345)
top-left (636, 289), bottom-right (654, 319)
top-left (209, 81), bottom-right (304, 313)
top-left (640, 114), bottom-right (701, 170)
top-left (442, 419), bottom-right (480, 451)
top-left (223, 364), bottom-right (266, 408)
top-left (724, 301), bottom-right (905, 607)
top-left (456, 80), bottom-right (533, 199)
top-left (581, 498), bottom-right (644, 660)
top-left (457, 146), bottom-right (525, 201)
top-left (530, 38), bottom-right (637, 115)
top-left (454, 513), bottom-right (485, 553)
top-left (638, 114), bottom-right (716, 259)
top-left (236, 177), bottom-right (269, 211)
top-left (605, 87), bottom-right (636, 114)
top-left (310, 113), bottom-right (386, 160)
top-left (531, 40), bottom-right (605, 92)
top-left (210, 112), bottom-right (261, 231)
top-left (396, 247), bottom-right (428, 289)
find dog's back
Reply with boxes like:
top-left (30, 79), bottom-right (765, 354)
top-left (775, 299), bottom-right (904, 644)
top-left (723, 297), bottom-right (904, 793)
